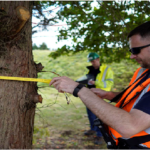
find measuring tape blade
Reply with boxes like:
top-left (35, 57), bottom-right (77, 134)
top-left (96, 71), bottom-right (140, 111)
top-left (0, 76), bottom-right (51, 84)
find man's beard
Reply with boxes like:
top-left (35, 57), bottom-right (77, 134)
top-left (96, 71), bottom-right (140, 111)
top-left (141, 61), bottom-right (150, 68)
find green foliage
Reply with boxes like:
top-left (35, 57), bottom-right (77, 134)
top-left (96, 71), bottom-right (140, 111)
top-left (110, 60), bottom-right (139, 91)
top-left (48, 1), bottom-right (150, 63)
top-left (33, 50), bottom-right (89, 88)
top-left (39, 42), bottom-right (49, 50)
top-left (32, 42), bottom-right (49, 50)
top-left (32, 43), bottom-right (39, 50)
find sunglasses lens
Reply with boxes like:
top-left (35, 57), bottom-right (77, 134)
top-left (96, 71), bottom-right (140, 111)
top-left (130, 48), bottom-right (140, 55)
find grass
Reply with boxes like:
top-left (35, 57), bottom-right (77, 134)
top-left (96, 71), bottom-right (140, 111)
top-left (32, 50), bottom-right (140, 149)
top-left (35, 88), bottom-right (87, 130)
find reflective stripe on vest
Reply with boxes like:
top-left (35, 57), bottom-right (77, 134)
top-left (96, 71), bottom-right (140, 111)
top-left (136, 68), bottom-right (147, 81)
top-left (108, 68), bottom-right (150, 148)
top-left (102, 67), bottom-right (113, 88)
top-left (102, 66), bottom-right (109, 88)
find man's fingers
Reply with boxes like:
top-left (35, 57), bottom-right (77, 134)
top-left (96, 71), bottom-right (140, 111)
top-left (52, 80), bottom-right (60, 89)
top-left (49, 76), bottom-right (77, 94)
top-left (49, 78), bottom-right (65, 93)
top-left (49, 77), bottom-right (61, 86)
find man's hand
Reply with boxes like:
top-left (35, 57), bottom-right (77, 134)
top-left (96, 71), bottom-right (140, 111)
top-left (49, 76), bottom-right (79, 94)
top-left (91, 88), bottom-right (120, 101)
top-left (90, 88), bottom-right (108, 99)
top-left (88, 79), bottom-right (95, 85)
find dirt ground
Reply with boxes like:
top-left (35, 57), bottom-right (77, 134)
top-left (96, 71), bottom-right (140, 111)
top-left (33, 129), bottom-right (107, 149)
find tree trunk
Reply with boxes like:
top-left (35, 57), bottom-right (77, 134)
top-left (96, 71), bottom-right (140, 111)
top-left (0, 1), bottom-right (39, 148)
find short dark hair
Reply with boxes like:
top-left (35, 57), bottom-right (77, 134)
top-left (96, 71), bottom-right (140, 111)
top-left (128, 21), bottom-right (150, 39)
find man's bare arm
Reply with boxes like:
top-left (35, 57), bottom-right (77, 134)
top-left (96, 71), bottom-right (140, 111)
top-left (78, 87), bottom-right (150, 138)
top-left (50, 76), bottom-right (150, 138)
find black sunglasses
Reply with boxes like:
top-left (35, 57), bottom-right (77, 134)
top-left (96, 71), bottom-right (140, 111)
top-left (129, 44), bottom-right (150, 55)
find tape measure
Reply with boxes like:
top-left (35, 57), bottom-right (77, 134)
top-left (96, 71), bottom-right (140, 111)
top-left (0, 76), bottom-right (51, 84)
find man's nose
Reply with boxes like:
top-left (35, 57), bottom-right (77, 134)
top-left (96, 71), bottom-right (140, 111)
top-left (130, 53), bottom-right (137, 59)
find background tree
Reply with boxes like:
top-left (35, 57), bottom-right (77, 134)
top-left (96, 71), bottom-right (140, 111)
top-left (49, 1), bottom-right (150, 63)
top-left (32, 43), bottom-right (39, 50)
top-left (32, 43), bottom-right (49, 50)
top-left (39, 42), bottom-right (49, 50)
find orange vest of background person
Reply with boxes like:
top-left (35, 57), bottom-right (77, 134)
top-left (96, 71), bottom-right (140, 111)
top-left (108, 67), bottom-right (150, 148)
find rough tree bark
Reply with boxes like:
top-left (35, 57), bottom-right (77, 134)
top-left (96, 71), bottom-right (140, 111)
top-left (0, 1), bottom-right (41, 148)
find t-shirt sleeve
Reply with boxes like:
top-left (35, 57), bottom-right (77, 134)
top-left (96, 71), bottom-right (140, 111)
top-left (134, 91), bottom-right (150, 115)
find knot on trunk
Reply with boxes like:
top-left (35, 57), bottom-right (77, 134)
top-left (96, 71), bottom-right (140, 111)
top-left (21, 93), bottom-right (42, 112)
top-left (35, 63), bottom-right (44, 72)
top-left (28, 93), bottom-right (43, 103)
top-left (33, 94), bottom-right (43, 103)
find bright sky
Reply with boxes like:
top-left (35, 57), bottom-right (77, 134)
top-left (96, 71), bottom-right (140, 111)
top-left (32, 1), bottom-right (98, 50)
top-left (32, 25), bottom-right (71, 50)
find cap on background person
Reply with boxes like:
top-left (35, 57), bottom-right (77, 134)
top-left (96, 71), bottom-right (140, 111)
top-left (87, 52), bottom-right (99, 62)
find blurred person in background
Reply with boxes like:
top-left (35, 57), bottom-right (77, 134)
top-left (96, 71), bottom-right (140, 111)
top-left (76, 52), bottom-right (114, 145)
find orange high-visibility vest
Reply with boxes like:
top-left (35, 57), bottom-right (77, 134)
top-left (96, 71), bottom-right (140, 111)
top-left (108, 67), bottom-right (150, 148)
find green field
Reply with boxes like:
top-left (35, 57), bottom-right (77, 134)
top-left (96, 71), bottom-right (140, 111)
top-left (32, 50), bottom-right (139, 149)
